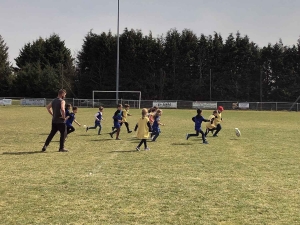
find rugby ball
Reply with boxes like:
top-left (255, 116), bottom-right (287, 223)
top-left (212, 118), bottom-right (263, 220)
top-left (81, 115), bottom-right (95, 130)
top-left (235, 128), bottom-right (241, 137)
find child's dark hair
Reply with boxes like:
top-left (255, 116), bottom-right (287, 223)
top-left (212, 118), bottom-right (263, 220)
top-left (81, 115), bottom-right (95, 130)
top-left (117, 103), bottom-right (122, 108)
top-left (66, 104), bottom-right (71, 109)
top-left (151, 107), bottom-right (157, 112)
top-left (124, 104), bottom-right (130, 108)
top-left (213, 110), bottom-right (217, 114)
top-left (197, 109), bottom-right (202, 114)
top-left (99, 106), bottom-right (104, 111)
top-left (73, 106), bottom-right (78, 110)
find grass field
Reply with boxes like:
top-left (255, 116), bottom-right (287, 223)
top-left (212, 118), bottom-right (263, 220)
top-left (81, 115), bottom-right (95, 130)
top-left (0, 106), bottom-right (300, 224)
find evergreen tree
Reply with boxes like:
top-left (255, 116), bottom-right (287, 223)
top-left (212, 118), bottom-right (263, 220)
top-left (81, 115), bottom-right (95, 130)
top-left (77, 30), bottom-right (116, 98)
top-left (14, 34), bottom-right (75, 97)
top-left (0, 35), bottom-right (13, 96)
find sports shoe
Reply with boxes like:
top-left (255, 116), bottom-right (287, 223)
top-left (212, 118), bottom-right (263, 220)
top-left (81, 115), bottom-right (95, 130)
top-left (116, 137), bottom-right (121, 140)
top-left (203, 140), bottom-right (209, 144)
top-left (109, 133), bottom-right (113, 138)
top-left (213, 134), bottom-right (218, 137)
top-left (58, 148), bottom-right (68, 152)
top-left (144, 147), bottom-right (150, 151)
top-left (86, 127), bottom-right (89, 132)
top-left (128, 130), bottom-right (132, 133)
top-left (42, 145), bottom-right (47, 152)
top-left (136, 147), bottom-right (140, 151)
top-left (186, 134), bottom-right (190, 140)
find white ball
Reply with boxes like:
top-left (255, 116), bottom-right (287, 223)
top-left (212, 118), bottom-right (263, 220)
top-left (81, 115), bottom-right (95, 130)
top-left (235, 128), bottom-right (241, 137)
top-left (83, 125), bottom-right (87, 128)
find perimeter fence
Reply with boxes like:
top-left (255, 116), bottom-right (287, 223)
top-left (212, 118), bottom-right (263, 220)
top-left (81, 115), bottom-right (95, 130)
top-left (1, 97), bottom-right (300, 111)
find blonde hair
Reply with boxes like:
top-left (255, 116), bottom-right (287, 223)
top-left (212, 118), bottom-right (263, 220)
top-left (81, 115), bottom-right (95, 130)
top-left (141, 108), bottom-right (148, 118)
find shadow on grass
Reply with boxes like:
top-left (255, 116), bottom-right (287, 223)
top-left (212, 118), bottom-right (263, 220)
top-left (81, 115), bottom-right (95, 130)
top-left (90, 139), bottom-right (112, 142)
top-left (2, 151), bottom-right (45, 155)
top-left (171, 142), bottom-right (193, 145)
top-left (39, 133), bottom-right (49, 135)
top-left (110, 150), bottom-right (138, 153)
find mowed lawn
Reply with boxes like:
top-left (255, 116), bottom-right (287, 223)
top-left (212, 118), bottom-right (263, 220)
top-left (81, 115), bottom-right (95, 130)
top-left (0, 106), bottom-right (300, 224)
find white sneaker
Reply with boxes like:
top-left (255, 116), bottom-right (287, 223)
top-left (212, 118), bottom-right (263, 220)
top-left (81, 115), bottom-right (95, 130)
top-left (186, 134), bottom-right (189, 140)
top-left (144, 147), bottom-right (150, 151)
top-left (136, 147), bottom-right (140, 151)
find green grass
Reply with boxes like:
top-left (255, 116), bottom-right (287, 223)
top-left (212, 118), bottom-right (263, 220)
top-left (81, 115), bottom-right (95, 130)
top-left (0, 106), bottom-right (300, 224)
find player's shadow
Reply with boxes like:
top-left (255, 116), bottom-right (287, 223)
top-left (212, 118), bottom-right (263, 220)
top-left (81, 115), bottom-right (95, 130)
top-left (39, 133), bottom-right (49, 135)
top-left (110, 150), bottom-right (138, 153)
top-left (171, 142), bottom-right (193, 145)
top-left (90, 139), bottom-right (112, 142)
top-left (2, 151), bottom-right (45, 155)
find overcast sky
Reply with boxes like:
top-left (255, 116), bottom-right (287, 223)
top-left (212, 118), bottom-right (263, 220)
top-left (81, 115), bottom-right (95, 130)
top-left (1, 0), bottom-right (299, 65)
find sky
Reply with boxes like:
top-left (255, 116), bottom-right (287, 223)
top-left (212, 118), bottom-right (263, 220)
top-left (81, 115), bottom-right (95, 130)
top-left (1, 0), bottom-right (299, 66)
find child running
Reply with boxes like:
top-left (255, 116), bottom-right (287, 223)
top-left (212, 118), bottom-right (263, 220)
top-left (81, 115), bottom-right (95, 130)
top-left (134, 106), bottom-right (158, 132)
top-left (212, 106), bottom-right (224, 137)
top-left (205, 110), bottom-right (218, 136)
top-left (149, 106), bottom-right (158, 126)
top-left (65, 103), bottom-right (72, 118)
top-left (136, 108), bottom-right (152, 151)
top-left (109, 104), bottom-right (123, 140)
top-left (121, 104), bottom-right (132, 133)
top-left (151, 109), bottom-right (164, 142)
top-left (86, 106), bottom-right (104, 135)
top-left (65, 106), bottom-right (81, 139)
top-left (186, 109), bottom-right (209, 144)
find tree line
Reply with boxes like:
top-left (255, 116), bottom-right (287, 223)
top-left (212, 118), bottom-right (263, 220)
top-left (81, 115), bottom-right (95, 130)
top-left (0, 29), bottom-right (300, 101)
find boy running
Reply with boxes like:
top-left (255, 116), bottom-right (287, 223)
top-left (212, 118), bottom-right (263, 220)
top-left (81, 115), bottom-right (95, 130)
top-left (186, 109), bottom-right (209, 144)
top-left (213, 106), bottom-right (224, 137)
top-left (121, 104), bottom-right (132, 133)
top-left (65, 106), bottom-right (81, 138)
top-left (151, 109), bottom-right (164, 142)
top-left (109, 104), bottom-right (123, 140)
top-left (205, 110), bottom-right (218, 136)
top-left (86, 106), bottom-right (104, 135)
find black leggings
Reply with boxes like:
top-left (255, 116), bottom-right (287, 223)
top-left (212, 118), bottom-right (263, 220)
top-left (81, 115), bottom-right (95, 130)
top-left (45, 123), bottom-right (66, 150)
top-left (120, 122), bottom-right (131, 132)
top-left (137, 139), bottom-right (147, 148)
top-left (214, 124), bottom-right (222, 136)
top-left (67, 126), bottom-right (75, 134)
top-left (188, 130), bottom-right (206, 142)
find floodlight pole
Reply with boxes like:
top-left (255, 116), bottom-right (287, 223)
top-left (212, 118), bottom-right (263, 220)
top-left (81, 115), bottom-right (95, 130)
top-left (209, 69), bottom-right (212, 101)
top-left (116, 0), bottom-right (120, 104)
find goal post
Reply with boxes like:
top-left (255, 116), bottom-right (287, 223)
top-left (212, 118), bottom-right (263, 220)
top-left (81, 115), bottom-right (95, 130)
top-left (92, 91), bottom-right (141, 109)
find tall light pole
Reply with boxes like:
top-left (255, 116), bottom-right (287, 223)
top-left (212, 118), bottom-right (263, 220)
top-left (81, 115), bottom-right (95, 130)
top-left (209, 69), bottom-right (212, 101)
top-left (116, 0), bottom-right (120, 103)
